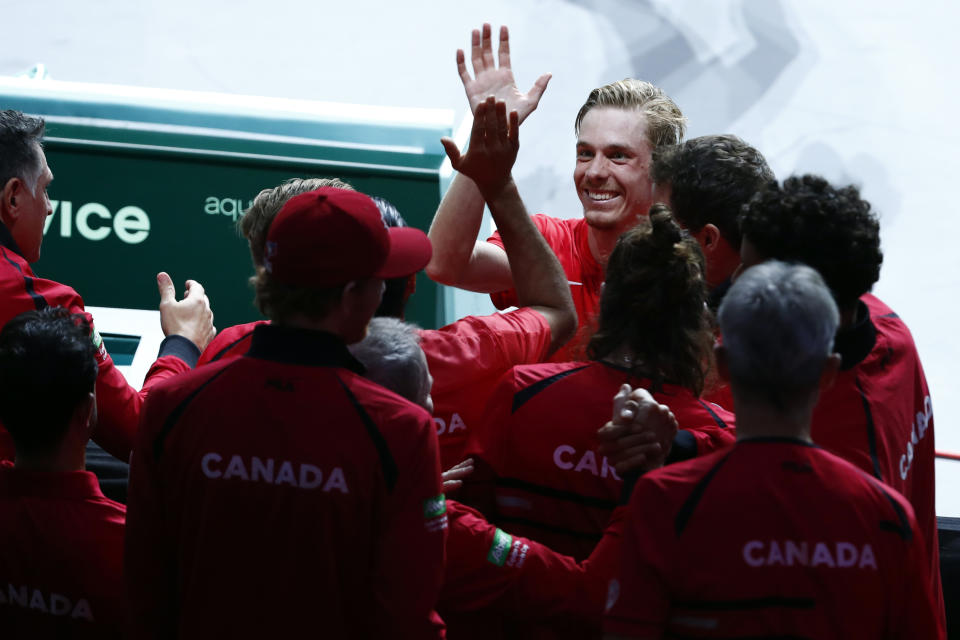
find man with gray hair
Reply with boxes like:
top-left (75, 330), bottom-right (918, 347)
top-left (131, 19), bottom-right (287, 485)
top-left (605, 261), bottom-right (942, 639)
top-left (0, 109), bottom-right (215, 475)
top-left (349, 317), bottom-right (435, 415)
top-left (426, 24), bottom-right (685, 360)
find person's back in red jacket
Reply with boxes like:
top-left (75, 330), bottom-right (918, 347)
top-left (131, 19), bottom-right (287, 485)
top-left (0, 308), bottom-right (127, 638)
top-left (125, 188), bottom-right (443, 638)
top-left (606, 260), bottom-right (942, 639)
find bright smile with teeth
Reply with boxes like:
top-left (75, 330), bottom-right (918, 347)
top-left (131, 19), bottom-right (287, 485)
top-left (586, 190), bottom-right (619, 201)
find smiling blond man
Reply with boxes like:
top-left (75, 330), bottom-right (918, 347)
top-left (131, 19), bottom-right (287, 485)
top-left (427, 25), bottom-right (685, 360)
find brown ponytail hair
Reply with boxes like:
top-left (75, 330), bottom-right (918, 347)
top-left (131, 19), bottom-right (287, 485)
top-left (587, 205), bottom-right (713, 395)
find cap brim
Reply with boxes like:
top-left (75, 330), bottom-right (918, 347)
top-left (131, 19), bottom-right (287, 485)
top-left (375, 227), bottom-right (432, 280)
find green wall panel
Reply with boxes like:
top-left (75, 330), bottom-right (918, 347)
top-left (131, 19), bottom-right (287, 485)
top-left (19, 109), bottom-right (448, 331)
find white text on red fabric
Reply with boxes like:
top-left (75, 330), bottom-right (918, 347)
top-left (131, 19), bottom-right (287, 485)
top-left (742, 540), bottom-right (877, 569)
top-left (900, 395), bottom-right (933, 480)
top-left (553, 445), bottom-right (621, 480)
top-left (200, 453), bottom-right (349, 492)
top-left (0, 584), bottom-right (94, 621)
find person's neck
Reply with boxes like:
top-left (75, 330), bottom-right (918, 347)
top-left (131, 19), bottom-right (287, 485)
top-left (277, 314), bottom-right (345, 335)
top-left (587, 225), bottom-right (628, 268)
top-left (838, 302), bottom-right (860, 330)
top-left (731, 393), bottom-right (816, 444)
top-left (15, 444), bottom-right (86, 473)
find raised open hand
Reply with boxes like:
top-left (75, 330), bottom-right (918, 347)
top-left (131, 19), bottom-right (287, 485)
top-left (441, 96), bottom-right (519, 199)
top-left (457, 23), bottom-right (551, 125)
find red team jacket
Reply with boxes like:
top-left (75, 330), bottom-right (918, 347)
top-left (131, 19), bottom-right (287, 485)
top-left (487, 214), bottom-right (602, 362)
top-left (0, 463), bottom-right (126, 638)
top-left (810, 293), bottom-right (943, 622)
top-left (605, 438), bottom-right (943, 639)
top-left (198, 308), bottom-right (553, 471)
top-left (125, 324), bottom-right (446, 639)
top-left (0, 223), bottom-right (198, 461)
top-left (441, 500), bottom-right (626, 639)
top-left (467, 360), bottom-right (736, 561)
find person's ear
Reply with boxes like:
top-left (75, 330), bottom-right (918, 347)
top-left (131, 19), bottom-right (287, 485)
top-left (403, 274), bottom-right (417, 307)
top-left (69, 392), bottom-right (96, 441)
top-left (1, 177), bottom-right (25, 221)
top-left (700, 224), bottom-right (721, 252)
top-left (342, 280), bottom-right (358, 296)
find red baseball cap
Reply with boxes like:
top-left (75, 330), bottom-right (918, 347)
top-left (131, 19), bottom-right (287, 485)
top-left (264, 187), bottom-right (432, 287)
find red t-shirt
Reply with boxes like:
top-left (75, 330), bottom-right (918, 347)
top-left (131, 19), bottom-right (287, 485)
top-left (126, 324), bottom-right (446, 639)
top-left (605, 438), bottom-right (943, 639)
top-left (0, 464), bottom-right (126, 638)
top-left (198, 309), bottom-right (554, 471)
top-left (467, 360), bottom-right (735, 560)
top-left (487, 214), bottom-right (602, 362)
top-left (1, 230), bottom-right (196, 462)
top-left (440, 500), bottom-right (625, 640)
top-left (421, 309), bottom-right (551, 469)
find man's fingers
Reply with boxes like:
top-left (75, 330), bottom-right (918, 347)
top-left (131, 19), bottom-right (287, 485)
top-left (440, 137), bottom-right (463, 169)
top-left (509, 110), bottom-right (519, 146)
top-left (619, 398), bottom-right (640, 422)
top-left (495, 100), bottom-right (509, 134)
top-left (183, 279), bottom-right (205, 300)
top-left (598, 431), bottom-right (659, 457)
top-left (597, 420), bottom-right (632, 443)
top-left (613, 431), bottom-right (660, 449)
top-left (156, 272), bottom-right (176, 305)
top-left (470, 28), bottom-right (483, 76)
top-left (614, 456), bottom-right (646, 475)
top-left (443, 479), bottom-right (464, 493)
top-left (451, 457), bottom-right (474, 472)
top-left (481, 23), bottom-right (495, 68)
top-left (443, 467), bottom-right (473, 482)
top-left (480, 96), bottom-right (497, 139)
top-left (498, 25), bottom-right (511, 68)
top-left (527, 73), bottom-right (552, 106)
top-left (612, 384), bottom-right (632, 423)
top-left (612, 443), bottom-right (663, 474)
top-left (456, 49), bottom-right (472, 87)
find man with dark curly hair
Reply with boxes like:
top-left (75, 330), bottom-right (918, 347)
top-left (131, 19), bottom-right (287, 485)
top-left (737, 174), bottom-right (943, 626)
top-left (650, 134), bottom-right (773, 307)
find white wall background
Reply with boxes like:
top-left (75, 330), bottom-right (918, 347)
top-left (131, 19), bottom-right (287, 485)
top-left (8, 0), bottom-right (959, 511)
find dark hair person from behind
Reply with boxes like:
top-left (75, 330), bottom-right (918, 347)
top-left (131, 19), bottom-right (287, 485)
top-left (0, 307), bottom-right (127, 637)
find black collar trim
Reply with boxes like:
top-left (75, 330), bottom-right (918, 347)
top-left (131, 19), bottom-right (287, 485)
top-left (245, 324), bottom-right (365, 373)
top-left (0, 220), bottom-right (23, 257)
top-left (737, 436), bottom-right (819, 448)
top-left (834, 300), bottom-right (876, 370)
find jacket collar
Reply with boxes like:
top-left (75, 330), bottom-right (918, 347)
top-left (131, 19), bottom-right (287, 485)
top-left (834, 299), bottom-right (877, 370)
top-left (245, 323), bottom-right (366, 373)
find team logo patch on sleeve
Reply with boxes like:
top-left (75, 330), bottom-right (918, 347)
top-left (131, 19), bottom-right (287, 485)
top-left (90, 325), bottom-right (108, 365)
top-left (487, 529), bottom-right (513, 566)
top-left (423, 494), bottom-right (448, 532)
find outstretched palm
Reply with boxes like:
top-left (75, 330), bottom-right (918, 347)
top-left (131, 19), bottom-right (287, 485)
top-left (458, 23), bottom-right (551, 125)
top-left (441, 96), bottom-right (519, 199)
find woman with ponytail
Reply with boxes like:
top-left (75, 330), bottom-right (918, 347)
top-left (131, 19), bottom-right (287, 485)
top-left (465, 206), bottom-right (736, 566)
